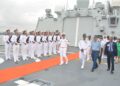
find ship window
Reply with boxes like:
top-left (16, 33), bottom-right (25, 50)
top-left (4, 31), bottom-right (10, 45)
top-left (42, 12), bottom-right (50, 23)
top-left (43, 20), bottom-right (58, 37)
top-left (111, 17), bottom-right (116, 24)
top-left (108, 16), bottom-right (119, 27)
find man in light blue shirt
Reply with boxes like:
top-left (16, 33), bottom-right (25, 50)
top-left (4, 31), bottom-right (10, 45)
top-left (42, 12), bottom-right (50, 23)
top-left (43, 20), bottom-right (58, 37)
top-left (91, 36), bottom-right (101, 72)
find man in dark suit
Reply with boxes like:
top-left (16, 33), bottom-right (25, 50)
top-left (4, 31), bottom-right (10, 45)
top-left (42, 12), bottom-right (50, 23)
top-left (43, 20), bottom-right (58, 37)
top-left (104, 37), bottom-right (117, 74)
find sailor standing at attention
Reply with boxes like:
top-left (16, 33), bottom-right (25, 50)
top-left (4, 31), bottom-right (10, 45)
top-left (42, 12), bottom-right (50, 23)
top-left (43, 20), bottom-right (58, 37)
top-left (40, 32), bottom-right (44, 56)
top-left (35, 31), bottom-right (42, 58)
top-left (19, 30), bottom-right (28, 61)
top-left (3, 29), bottom-right (12, 60)
top-left (42, 32), bottom-right (47, 56)
top-left (58, 33), bottom-right (69, 65)
top-left (86, 35), bottom-right (92, 61)
top-left (52, 32), bottom-right (57, 54)
top-left (28, 31), bottom-right (36, 59)
top-left (56, 32), bottom-right (61, 53)
top-left (11, 29), bottom-right (20, 63)
top-left (48, 32), bottom-right (53, 56)
top-left (78, 34), bottom-right (89, 69)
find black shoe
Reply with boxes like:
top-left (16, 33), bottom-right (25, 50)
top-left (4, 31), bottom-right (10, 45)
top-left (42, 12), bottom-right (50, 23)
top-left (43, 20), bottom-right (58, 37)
top-left (95, 65), bottom-right (98, 69)
top-left (99, 61), bottom-right (101, 64)
top-left (91, 69), bottom-right (94, 72)
top-left (107, 69), bottom-right (110, 71)
top-left (111, 71), bottom-right (114, 74)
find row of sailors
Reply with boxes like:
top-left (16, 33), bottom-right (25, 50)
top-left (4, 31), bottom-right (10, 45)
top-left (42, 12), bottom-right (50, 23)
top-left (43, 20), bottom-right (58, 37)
top-left (3, 29), bottom-right (61, 63)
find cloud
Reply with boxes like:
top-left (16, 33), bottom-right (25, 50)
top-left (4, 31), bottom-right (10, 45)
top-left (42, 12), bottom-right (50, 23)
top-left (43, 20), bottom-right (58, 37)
top-left (0, 0), bottom-right (78, 31)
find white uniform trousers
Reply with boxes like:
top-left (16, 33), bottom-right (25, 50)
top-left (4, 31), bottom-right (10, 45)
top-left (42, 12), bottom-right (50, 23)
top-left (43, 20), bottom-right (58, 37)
top-left (87, 47), bottom-right (91, 61)
top-left (59, 47), bottom-right (68, 64)
top-left (35, 43), bottom-right (42, 57)
top-left (48, 42), bottom-right (53, 55)
top-left (79, 50), bottom-right (87, 69)
top-left (28, 43), bottom-right (35, 58)
top-left (43, 42), bottom-right (48, 56)
top-left (21, 43), bottom-right (28, 60)
top-left (4, 43), bottom-right (11, 60)
top-left (13, 44), bottom-right (19, 62)
top-left (56, 41), bottom-right (60, 52)
top-left (53, 41), bottom-right (57, 54)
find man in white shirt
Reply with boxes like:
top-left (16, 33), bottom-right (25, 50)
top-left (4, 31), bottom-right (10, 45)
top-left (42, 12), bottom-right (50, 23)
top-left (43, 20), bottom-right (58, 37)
top-left (99, 37), bottom-right (106, 61)
top-left (78, 34), bottom-right (89, 69)
top-left (58, 33), bottom-right (69, 65)
top-left (56, 33), bottom-right (61, 53)
top-left (3, 29), bottom-right (11, 60)
top-left (48, 32), bottom-right (53, 56)
top-left (42, 32), bottom-right (48, 56)
top-left (11, 29), bottom-right (20, 63)
top-left (19, 30), bottom-right (28, 61)
top-left (52, 32), bottom-right (57, 54)
top-left (35, 31), bottom-right (42, 58)
top-left (28, 31), bottom-right (36, 59)
top-left (86, 35), bottom-right (92, 61)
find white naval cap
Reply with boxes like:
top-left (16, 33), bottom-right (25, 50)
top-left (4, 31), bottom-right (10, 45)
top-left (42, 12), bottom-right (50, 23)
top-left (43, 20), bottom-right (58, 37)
top-left (61, 32), bottom-right (66, 36)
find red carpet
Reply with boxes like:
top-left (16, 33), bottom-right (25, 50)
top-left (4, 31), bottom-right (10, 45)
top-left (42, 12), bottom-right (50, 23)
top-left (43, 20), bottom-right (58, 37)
top-left (0, 53), bottom-right (79, 83)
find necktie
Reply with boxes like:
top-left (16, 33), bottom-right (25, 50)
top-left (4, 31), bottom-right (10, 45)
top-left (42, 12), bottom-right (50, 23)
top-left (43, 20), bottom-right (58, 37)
top-left (110, 43), bottom-right (113, 52)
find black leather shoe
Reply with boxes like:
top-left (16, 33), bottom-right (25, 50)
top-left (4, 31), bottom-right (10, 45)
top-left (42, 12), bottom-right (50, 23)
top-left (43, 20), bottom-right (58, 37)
top-left (111, 71), bottom-right (114, 74)
top-left (95, 65), bottom-right (98, 69)
top-left (91, 69), bottom-right (94, 72)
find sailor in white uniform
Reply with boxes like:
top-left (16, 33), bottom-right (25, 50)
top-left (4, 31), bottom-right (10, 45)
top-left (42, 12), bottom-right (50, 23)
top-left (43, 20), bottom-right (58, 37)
top-left (3, 29), bottom-right (11, 60)
top-left (52, 33), bottom-right (57, 54)
top-left (11, 29), bottom-right (20, 63)
top-left (28, 31), bottom-right (36, 59)
top-left (19, 30), bottom-right (28, 61)
top-left (35, 31), bottom-right (42, 58)
top-left (42, 32), bottom-right (48, 56)
top-left (86, 36), bottom-right (92, 61)
top-left (40, 32), bottom-right (44, 55)
top-left (48, 32), bottom-right (53, 56)
top-left (100, 37), bottom-right (107, 59)
top-left (59, 33), bottom-right (69, 65)
top-left (56, 33), bottom-right (61, 53)
top-left (78, 34), bottom-right (89, 69)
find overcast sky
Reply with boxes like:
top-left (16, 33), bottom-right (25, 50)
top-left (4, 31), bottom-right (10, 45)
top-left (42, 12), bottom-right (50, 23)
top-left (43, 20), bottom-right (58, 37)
top-left (0, 0), bottom-right (107, 31)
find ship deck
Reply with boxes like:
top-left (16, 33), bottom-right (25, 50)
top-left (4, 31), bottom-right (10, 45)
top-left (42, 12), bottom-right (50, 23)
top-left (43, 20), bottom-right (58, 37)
top-left (0, 46), bottom-right (119, 86)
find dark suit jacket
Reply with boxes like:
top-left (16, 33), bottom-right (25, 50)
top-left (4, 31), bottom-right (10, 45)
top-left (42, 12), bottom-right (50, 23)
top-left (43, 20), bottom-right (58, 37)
top-left (104, 42), bottom-right (117, 57)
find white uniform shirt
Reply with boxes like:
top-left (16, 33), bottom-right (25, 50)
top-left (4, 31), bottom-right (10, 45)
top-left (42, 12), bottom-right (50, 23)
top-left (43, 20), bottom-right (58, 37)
top-left (20, 35), bottom-right (27, 44)
top-left (114, 40), bottom-right (117, 43)
top-left (36, 36), bottom-right (41, 43)
top-left (42, 36), bottom-right (47, 42)
top-left (3, 35), bottom-right (10, 43)
top-left (53, 36), bottom-right (57, 42)
top-left (59, 39), bottom-right (69, 48)
top-left (57, 35), bottom-right (61, 41)
top-left (11, 35), bottom-right (18, 44)
top-left (87, 40), bottom-right (91, 48)
top-left (28, 35), bottom-right (35, 43)
top-left (101, 40), bottom-right (106, 48)
top-left (48, 35), bottom-right (53, 42)
top-left (78, 40), bottom-right (89, 50)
